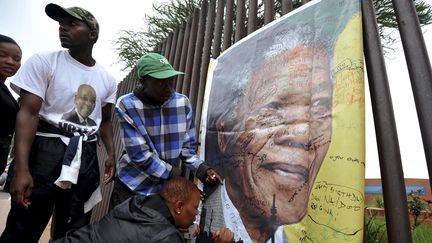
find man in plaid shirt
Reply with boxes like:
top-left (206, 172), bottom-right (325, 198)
top-left (110, 53), bottom-right (222, 208)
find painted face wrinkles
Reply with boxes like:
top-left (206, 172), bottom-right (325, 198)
top-left (0, 42), bottom-right (21, 79)
top-left (227, 46), bottom-right (333, 225)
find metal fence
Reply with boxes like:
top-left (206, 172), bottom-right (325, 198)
top-left (93, 0), bottom-right (432, 242)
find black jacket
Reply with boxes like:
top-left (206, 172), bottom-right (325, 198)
top-left (54, 195), bottom-right (185, 243)
top-left (0, 83), bottom-right (19, 173)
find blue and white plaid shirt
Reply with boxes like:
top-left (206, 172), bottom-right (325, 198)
top-left (115, 92), bottom-right (203, 195)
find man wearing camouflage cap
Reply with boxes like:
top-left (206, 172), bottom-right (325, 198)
top-left (1, 3), bottom-right (117, 242)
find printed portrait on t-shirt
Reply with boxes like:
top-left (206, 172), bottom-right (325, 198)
top-left (59, 84), bottom-right (97, 134)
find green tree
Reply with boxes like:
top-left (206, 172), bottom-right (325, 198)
top-left (375, 0), bottom-right (432, 54)
top-left (407, 189), bottom-right (432, 229)
top-left (114, 0), bottom-right (432, 70)
top-left (113, 0), bottom-right (202, 69)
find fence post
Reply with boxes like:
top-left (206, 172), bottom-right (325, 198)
top-left (212, 0), bottom-right (225, 58)
top-left (176, 20), bottom-right (192, 92)
top-left (196, 0), bottom-right (217, 129)
top-left (247, 0), bottom-right (258, 34)
top-left (362, 0), bottom-right (413, 242)
top-left (189, 0), bottom-right (209, 112)
top-left (235, 0), bottom-right (246, 42)
top-left (161, 39), bottom-right (167, 55)
top-left (173, 23), bottom-right (185, 89)
top-left (392, 0), bottom-right (432, 190)
top-left (264, 0), bottom-right (274, 24)
top-left (223, 0), bottom-right (234, 51)
top-left (165, 33), bottom-right (173, 58)
top-left (182, 8), bottom-right (200, 96)
top-left (281, 0), bottom-right (293, 15)
top-left (169, 29), bottom-right (179, 65)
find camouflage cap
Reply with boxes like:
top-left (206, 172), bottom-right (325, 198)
top-left (45, 3), bottom-right (99, 34)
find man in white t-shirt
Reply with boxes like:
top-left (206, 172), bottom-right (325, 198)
top-left (1, 3), bottom-right (117, 242)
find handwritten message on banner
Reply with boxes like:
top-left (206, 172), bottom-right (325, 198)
top-left (199, 0), bottom-right (364, 242)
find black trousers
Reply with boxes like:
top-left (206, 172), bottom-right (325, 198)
top-left (109, 177), bottom-right (137, 211)
top-left (0, 136), bottom-right (91, 243)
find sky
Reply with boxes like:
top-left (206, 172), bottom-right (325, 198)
top-left (0, 0), bottom-right (155, 81)
top-left (364, 2), bottom-right (432, 179)
top-left (1, 0), bottom-right (431, 179)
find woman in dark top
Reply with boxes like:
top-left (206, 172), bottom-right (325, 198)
top-left (0, 34), bottom-right (21, 175)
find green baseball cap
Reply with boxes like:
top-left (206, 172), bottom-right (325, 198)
top-left (136, 53), bottom-right (184, 79)
top-left (45, 3), bottom-right (99, 34)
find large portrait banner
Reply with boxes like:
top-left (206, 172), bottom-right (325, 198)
top-left (198, 0), bottom-right (364, 242)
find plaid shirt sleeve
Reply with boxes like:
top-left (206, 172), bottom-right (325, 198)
top-left (116, 96), bottom-right (172, 179)
top-left (179, 99), bottom-right (203, 173)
